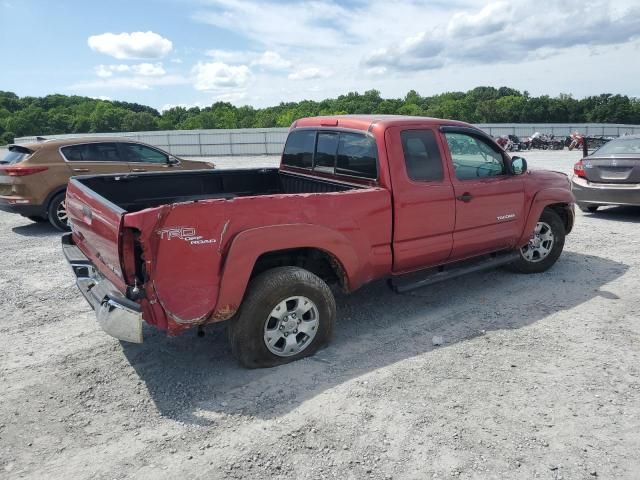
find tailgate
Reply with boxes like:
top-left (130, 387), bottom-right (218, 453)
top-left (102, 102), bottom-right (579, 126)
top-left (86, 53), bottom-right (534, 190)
top-left (66, 178), bottom-right (127, 291)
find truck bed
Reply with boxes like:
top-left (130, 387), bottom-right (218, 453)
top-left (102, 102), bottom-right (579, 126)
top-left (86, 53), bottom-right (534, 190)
top-left (76, 168), bottom-right (356, 212)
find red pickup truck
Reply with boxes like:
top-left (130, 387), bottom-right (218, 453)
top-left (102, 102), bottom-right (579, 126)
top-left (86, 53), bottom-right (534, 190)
top-left (62, 116), bottom-right (575, 368)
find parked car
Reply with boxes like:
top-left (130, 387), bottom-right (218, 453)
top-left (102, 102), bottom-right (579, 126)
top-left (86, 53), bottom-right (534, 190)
top-left (572, 134), bottom-right (640, 212)
top-left (62, 115), bottom-right (575, 368)
top-left (0, 138), bottom-right (215, 230)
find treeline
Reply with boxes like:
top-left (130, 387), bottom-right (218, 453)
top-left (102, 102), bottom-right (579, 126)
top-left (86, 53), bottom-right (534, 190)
top-left (1, 87), bottom-right (639, 144)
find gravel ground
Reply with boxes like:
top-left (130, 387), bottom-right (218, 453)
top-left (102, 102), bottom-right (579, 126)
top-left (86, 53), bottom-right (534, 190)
top-left (1, 150), bottom-right (639, 480)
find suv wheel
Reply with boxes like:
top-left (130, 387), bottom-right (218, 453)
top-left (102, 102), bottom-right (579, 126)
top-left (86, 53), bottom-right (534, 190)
top-left (227, 267), bottom-right (336, 368)
top-left (509, 209), bottom-right (566, 274)
top-left (577, 203), bottom-right (599, 213)
top-left (47, 192), bottom-right (70, 232)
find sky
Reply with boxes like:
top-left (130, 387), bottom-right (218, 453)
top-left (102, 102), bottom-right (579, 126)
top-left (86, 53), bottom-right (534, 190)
top-left (1, 0), bottom-right (639, 111)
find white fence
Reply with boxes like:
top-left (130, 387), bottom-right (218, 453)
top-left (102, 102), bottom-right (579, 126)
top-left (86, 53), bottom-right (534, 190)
top-left (14, 128), bottom-right (289, 157)
top-left (478, 123), bottom-right (640, 137)
top-left (9, 123), bottom-right (640, 157)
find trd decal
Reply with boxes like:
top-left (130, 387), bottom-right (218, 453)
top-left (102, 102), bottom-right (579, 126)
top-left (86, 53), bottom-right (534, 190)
top-left (157, 226), bottom-right (217, 245)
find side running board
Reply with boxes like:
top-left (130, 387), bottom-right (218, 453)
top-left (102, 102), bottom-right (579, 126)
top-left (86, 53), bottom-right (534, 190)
top-left (389, 251), bottom-right (519, 294)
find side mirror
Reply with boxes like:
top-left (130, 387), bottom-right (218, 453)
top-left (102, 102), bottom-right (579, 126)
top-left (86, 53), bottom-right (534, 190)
top-left (167, 155), bottom-right (180, 166)
top-left (511, 156), bottom-right (527, 175)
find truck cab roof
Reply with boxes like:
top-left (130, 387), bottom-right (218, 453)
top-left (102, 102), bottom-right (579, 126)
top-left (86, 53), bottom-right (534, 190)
top-left (292, 114), bottom-right (474, 132)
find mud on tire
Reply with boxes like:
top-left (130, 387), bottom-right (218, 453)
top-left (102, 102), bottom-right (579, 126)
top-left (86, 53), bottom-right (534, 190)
top-left (227, 266), bottom-right (336, 368)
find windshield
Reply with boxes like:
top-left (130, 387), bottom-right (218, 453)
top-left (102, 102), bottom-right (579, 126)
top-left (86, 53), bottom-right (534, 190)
top-left (592, 137), bottom-right (640, 156)
top-left (0, 146), bottom-right (33, 165)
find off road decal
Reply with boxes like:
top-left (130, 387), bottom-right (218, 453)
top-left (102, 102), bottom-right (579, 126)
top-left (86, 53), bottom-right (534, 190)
top-left (156, 226), bottom-right (217, 245)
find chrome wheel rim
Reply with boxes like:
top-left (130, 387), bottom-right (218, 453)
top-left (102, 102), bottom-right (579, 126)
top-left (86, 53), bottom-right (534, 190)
top-left (263, 296), bottom-right (319, 357)
top-left (56, 200), bottom-right (68, 225)
top-left (521, 221), bottom-right (554, 263)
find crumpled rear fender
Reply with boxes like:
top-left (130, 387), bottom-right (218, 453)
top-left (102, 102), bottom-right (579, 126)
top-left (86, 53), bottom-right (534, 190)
top-left (210, 223), bottom-right (364, 321)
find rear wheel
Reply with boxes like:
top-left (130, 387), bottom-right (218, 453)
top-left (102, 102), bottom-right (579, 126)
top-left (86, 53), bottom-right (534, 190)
top-left (509, 209), bottom-right (565, 274)
top-left (47, 192), bottom-right (70, 232)
top-left (227, 267), bottom-right (336, 368)
top-left (578, 203), bottom-right (599, 213)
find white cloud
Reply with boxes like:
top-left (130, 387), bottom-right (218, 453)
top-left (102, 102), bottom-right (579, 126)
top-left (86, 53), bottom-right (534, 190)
top-left (205, 49), bottom-right (251, 63)
top-left (131, 63), bottom-right (166, 76)
top-left (288, 67), bottom-right (330, 81)
top-left (195, 0), bottom-right (351, 50)
top-left (94, 63), bottom-right (166, 78)
top-left (363, 0), bottom-right (640, 72)
top-left (251, 51), bottom-right (291, 70)
top-left (71, 75), bottom-right (187, 91)
top-left (88, 31), bottom-right (173, 60)
top-left (215, 91), bottom-right (248, 103)
top-left (192, 61), bottom-right (251, 90)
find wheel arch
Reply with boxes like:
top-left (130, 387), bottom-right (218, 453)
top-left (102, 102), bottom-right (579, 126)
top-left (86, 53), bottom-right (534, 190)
top-left (518, 188), bottom-right (575, 245)
top-left (44, 185), bottom-right (68, 211)
top-left (211, 224), bottom-right (361, 322)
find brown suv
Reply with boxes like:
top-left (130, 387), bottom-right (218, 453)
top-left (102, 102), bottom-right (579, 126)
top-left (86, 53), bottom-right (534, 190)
top-left (0, 138), bottom-right (215, 230)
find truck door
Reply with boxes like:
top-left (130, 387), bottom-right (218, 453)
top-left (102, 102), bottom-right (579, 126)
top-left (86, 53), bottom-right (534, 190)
top-left (441, 128), bottom-right (525, 260)
top-left (387, 126), bottom-right (455, 273)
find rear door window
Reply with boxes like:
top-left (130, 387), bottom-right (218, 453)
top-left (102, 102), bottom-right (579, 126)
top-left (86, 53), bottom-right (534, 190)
top-left (0, 146), bottom-right (32, 165)
top-left (119, 143), bottom-right (168, 163)
top-left (336, 133), bottom-right (377, 179)
top-left (282, 130), bottom-right (315, 169)
top-left (62, 143), bottom-right (121, 162)
top-left (400, 130), bottom-right (444, 182)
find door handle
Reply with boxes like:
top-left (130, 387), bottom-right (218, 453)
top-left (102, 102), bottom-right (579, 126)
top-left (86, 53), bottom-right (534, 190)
top-left (131, 168), bottom-right (146, 172)
top-left (72, 168), bottom-right (90, 173)
top-left (456, 192), bottom-right (473, 202)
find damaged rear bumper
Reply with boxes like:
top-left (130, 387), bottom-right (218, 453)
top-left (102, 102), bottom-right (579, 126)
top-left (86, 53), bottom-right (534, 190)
top-left (62, 233), bottom-right (143, 343)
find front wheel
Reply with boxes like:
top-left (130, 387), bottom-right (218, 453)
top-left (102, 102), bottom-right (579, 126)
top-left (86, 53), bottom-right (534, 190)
top-left (227, 267), bottom-right (336, 368)
top-left (509, 209), bottom-right (566, 274)
top-left (47, 192), bottom-right (70, 232)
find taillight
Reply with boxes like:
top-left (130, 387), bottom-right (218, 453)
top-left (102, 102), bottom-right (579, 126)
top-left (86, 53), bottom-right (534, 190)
top-left (573, 159), bottom-right (586, 178)
top-left (0, 166), bottom-right (49, 176)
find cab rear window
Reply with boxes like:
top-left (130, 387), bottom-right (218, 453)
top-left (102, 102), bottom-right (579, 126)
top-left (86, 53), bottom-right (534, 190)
top-left (282, 129), bottom-right (378, 180)
top-left (0, 146), bottom-right (33, 165)
top-left (282, 130), bottom-right (315, 169)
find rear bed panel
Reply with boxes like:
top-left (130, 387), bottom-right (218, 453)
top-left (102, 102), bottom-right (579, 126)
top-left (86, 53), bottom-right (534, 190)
top-left (125, 187), bottom-right (392, 330)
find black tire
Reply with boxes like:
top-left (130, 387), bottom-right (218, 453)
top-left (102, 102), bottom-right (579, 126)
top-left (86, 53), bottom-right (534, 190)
top-left (578, 203), bottom-right (599, 213)
top-left (227, 267), bottom-right (336, 368)
top-left (509, 209), bottom-right (566, 274)
top-left (47, 192), bottom-right (70, 232)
